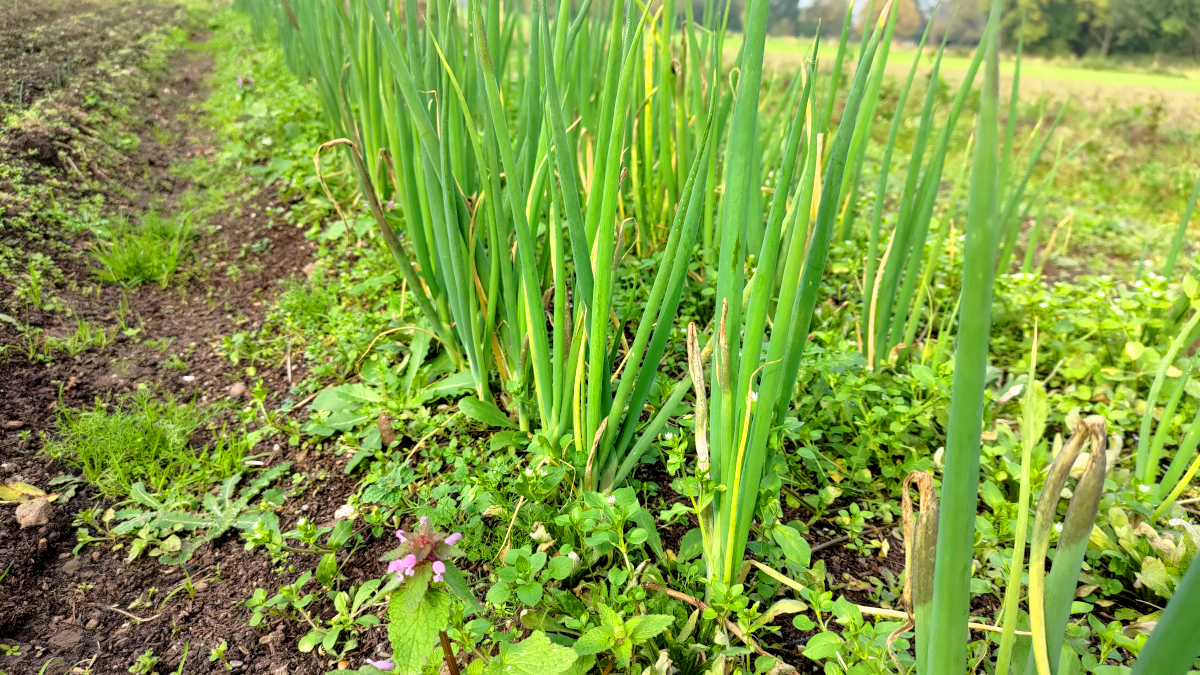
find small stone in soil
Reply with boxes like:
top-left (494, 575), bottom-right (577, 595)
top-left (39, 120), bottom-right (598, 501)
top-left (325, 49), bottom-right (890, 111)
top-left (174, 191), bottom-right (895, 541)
top-left (16, 498), bottom-right (53, 528)
top-left (49, 628), bottom-right (83, 650)
top-left (229, 381), bottom-right (247, 398)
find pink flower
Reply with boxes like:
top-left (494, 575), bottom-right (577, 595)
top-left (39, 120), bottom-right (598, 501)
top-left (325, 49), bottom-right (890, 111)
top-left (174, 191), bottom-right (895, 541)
top-left (237, 76), bottom-right (244, 87)
top-left (386, 199), bottom-right (395, 210)
top-left (387, 554), bottom-right (418, 578)
top-left (445, 532), bottom-right (462, 546)
top-left (419, 516), bottom-right (428, 526)
top-left (432, 560), bottom-right (446, 582)
top-left (395, 529), bottom-right (407, 543)
top-left (366, 659), bottom-right (394, 671)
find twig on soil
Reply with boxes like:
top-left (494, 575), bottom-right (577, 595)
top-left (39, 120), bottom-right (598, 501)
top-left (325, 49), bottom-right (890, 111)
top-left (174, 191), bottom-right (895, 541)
top-left (404, 412), bottom-right (461, 463)
top-left (70, 125), bottom-right (133, 163)
top-left (103, 604), bottom-right (161, 624)
top-left (851, 604), bottom-right (1028, 635)
top-left (809, 524), bottom-right (888, 554)
top-left (294, 382), bottom-right (340, 411)
top-left (495, 496), bottom-right (525, 561)
top-left (748, 561), bottom-right (1028, 635)
top-left (201, 300), bottom-right (229, 317)
top-left (51, 141), bottom-right (85, 178)
top-left (641, 581), bottom-right (774, 660)
top-left (62, 153), bottom-right (84, 178)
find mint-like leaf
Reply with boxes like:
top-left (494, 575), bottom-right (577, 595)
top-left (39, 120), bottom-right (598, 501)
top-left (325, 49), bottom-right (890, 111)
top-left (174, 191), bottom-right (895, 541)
top-left (626, 614), bottom-right (674, 643)
top-left (571, 627), bottom-right (613, 656)
top-left (483, 631), bottom-right (578, 675)
top-left (388, 576), bottom-right (450, 675)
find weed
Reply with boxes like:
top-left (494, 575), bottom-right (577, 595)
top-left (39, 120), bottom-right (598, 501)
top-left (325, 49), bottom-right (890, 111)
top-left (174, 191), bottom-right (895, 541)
top-left (44, 319), bottom-right (116, 356)
top-left (127, 651), bottom-right (157, 675)
top-left (208, 641), bottom-right (231, 671)
top-left (79, 463), bottom-right (294, 564)
top-left (24, 260), bottom-right (43, 310)
top-left (172, 645), bottom-right (187, 675)
top-left (143, 336), bottom-right (174, 351)
top-left (92, 211), bottom-right (194, 288)
top-left (42, 391), bottom-right (239, 497)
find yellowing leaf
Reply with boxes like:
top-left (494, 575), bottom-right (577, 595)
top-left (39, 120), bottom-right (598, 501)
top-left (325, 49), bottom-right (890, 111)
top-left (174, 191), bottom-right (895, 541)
top-left (1125, 341), bottom-right (1146, 361)
top-left (0, 482), bottom-right (46, 502)
top-left (761, 599), bottom-right (808, 624)
top-left (1135, 557), bottom-right (1177, 598)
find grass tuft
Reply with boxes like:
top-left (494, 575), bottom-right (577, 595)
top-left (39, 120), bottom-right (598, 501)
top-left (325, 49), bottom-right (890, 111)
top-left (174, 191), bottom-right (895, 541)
top-left (91, 211), bottom-right (194, 288)
top-left (43, 391), bottom-right (245, 497)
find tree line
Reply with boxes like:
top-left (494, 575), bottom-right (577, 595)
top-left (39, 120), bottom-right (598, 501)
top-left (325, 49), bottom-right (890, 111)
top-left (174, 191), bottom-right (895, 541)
top-left (726, 0), bottom-right (1200, 59)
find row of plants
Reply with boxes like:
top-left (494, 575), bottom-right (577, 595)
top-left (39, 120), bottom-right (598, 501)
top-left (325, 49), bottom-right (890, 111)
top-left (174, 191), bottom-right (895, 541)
top-left (215, 0), bottom-right (1200, 671)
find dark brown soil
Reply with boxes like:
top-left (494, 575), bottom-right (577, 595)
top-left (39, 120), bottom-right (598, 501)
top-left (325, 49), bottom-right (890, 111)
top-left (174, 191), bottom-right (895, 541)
top-left (0, 0), bottom-right (156, 108)
top-left (0, 2), bottom-right (379, 673)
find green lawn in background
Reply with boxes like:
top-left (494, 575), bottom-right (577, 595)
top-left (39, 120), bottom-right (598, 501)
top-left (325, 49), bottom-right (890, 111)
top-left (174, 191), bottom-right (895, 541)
top-left (725, 34), bottom-right (1200, 118)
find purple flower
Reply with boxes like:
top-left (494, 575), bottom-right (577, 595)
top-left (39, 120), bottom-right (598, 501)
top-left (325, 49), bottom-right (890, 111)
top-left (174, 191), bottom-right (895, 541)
top-left (237, 76), bottom-right (244, 87)
top-left (386, 199), bottom-right (395, 210)
top-left (444, 532), bottom-right (463, 546)
top-left (395, 529), bottom-right (407, 543)
top-left (387, 554), bottom-right (418, 578)
top-left (366, 659), bottom-right (394, 671)
top-left (432, 560), bottom-right (446, 582)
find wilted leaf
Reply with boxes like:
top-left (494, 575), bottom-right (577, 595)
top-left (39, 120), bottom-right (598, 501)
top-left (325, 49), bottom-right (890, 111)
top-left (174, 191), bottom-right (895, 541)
top-left (1135, 557), bottom-right (1177, 598)
top-left (760, 599), bottom-right (809, 624)
top-left (0, 482), bottom-right (46, 502)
